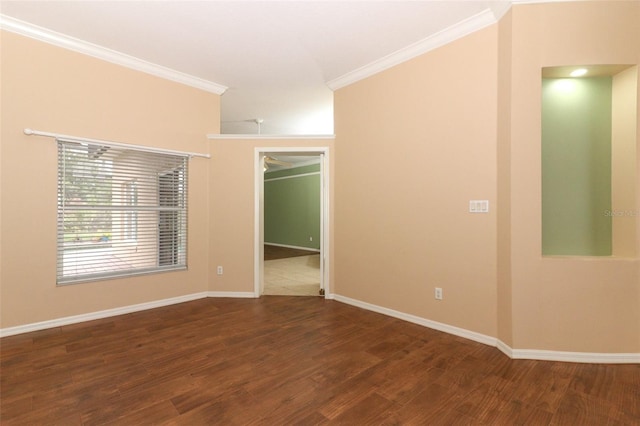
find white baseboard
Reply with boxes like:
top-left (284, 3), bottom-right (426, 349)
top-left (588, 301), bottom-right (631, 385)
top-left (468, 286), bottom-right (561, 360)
top-left (0, 292), bottom-right (209, 338)
top-left (332, 294), bottom-right (497, 347)
top-left (0, 291), bottom-right (257, 337)
top-left (496, 338), bottom-right (513, 358)
top-left (264, 242), bottom-right (320, 252)
top-left (498, 340), bottom-right (640, 364)
top-left (333, 294), bottom-right (640, 364)
top-left (3, 291), bottom-right (639, 364)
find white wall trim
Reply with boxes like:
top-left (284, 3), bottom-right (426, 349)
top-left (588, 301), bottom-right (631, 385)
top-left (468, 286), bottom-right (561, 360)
top-left (0, 291), bottom-right (260, 337)
top-left (207, 291), bottom-right (256, 298)
top-left (255, 147), bottom-right (331, 298)
top-left (0, 15), bottom-right (227, 95)
top-left (0, 292), bottom-right (209, 338)
top-left (333, 294), bottom-right (640, 364)
top-left (3, 290), bottom-right (638, 364)
top-left (264, 242), bottom-right (320, 252)
top-left (208, 134), bottom-right (335, 140)
top-left (326, 7), bottom-right (498, 90)
top-left (505, 343), bottom-right (640, 364)
top-left (265, 158), bottom-right (322, 174)
top-left (332, 294), bottom-right (497, 347)
top-left (511, 0), bottom-right (579, 4)
top-left (496, 338), bottom-right (514, 358)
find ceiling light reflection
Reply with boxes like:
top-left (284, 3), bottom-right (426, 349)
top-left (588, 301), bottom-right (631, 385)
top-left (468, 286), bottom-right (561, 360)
top-left (569, 68), bottom-right (588, 77)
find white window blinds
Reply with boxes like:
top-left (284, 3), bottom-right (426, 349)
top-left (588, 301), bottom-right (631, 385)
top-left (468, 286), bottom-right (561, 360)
top-left (57, 139), bottom-right (188, 284)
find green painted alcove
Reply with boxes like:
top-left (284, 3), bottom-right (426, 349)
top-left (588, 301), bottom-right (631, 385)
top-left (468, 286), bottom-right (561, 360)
top-left (542, 76), bottom-right (612, 256)
top-left (541, 65), bottom-right (638, 257)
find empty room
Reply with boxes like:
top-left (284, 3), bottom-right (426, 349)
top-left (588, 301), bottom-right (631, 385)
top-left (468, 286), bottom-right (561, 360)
top-left (1, 1), bottom-right (639, 424)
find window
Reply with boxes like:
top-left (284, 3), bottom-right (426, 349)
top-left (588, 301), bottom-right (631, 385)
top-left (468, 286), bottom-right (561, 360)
top-left (57, 139), bottom-right (188, 284)
top-left (122, 180), bottom-right (138, 240)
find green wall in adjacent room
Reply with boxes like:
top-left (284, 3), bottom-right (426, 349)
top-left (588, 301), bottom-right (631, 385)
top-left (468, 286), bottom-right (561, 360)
top-left (264, 163), bottom-right (321, 250)
top-left (542, 77), bottom-right (612, 256)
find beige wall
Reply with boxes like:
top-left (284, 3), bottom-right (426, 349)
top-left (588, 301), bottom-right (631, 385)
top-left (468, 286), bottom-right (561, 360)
top-left (335, 1), bottom-right (639, 353)
top-left (612, 66), bottom-right (638, 258)
top-left (208, 138), bottom-right (334, 294)
top-left (497, 9), bottom-right (514, 348)
top-left (2, 2), bottom-right (638, 356)
top-left (0, 30), bottom-right (333, 330)
top-left (508, 1), bottom-right (639, 353)
top-left (0, 31), bottom-right (219, 328)
top-left (334, 25), bottom-right (500, 338)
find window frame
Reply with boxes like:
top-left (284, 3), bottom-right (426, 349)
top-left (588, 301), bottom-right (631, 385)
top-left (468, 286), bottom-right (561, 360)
top-left (56, 139), bottom-right (189, 285)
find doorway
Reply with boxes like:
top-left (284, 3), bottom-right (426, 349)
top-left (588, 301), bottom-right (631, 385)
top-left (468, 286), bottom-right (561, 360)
top-left (254, 147), bottom-right (330, 298)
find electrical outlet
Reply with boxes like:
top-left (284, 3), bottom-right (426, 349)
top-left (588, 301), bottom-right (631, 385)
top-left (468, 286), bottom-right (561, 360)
top-left (309, 236), bottom-right (313, 242)
top-left (435, 287), bottom-right (443, 300)
top-left (217, 266), bottom-right (223, 275)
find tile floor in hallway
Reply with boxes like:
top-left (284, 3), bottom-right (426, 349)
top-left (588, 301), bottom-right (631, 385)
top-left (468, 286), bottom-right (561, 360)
top-left (264, 254), bottom-right (321, 296)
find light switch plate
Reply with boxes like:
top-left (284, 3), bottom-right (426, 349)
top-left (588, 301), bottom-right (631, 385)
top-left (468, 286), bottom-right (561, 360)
top-left (469, 200), bottom-right (489, 213)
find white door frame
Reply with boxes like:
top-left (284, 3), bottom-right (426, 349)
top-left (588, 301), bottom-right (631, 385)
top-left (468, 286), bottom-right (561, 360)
top-left (254, 147), bottom-right (330, 298)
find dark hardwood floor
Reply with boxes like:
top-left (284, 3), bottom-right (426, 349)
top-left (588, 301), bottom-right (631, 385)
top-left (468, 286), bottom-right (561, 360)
top-left (1, 297), bottom-right (638, 425)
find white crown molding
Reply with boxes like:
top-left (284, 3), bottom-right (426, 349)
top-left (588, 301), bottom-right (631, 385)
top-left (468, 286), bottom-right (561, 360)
top-left (0, 14), bottom-right (227, 95)
top-left (294, 158), bottom-right (323, 168)
top-left (491, 1), bottom-right (513, 21)
top-left (0, 292), bottom-right (209, 338)
top-left (207, 134), bottom-right (335, 140)
top-left (326, 7), bottom-right (499, 90)
top-left (333, 294), bottom-right (640, 364)
top-left (511, 0), bottom-right (580, 4)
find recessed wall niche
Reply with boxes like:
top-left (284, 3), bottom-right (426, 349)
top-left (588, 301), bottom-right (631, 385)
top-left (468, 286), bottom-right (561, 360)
top-left (541, 65), bottom-right (638, 257)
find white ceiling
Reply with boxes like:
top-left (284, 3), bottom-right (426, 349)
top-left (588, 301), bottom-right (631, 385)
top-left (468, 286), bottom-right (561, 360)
top-left (0, 1), bottom-right (512, 135)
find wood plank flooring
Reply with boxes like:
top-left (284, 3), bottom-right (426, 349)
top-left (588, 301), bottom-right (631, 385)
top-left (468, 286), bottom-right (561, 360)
top-left (1, 297), bottom-right (638, 425)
